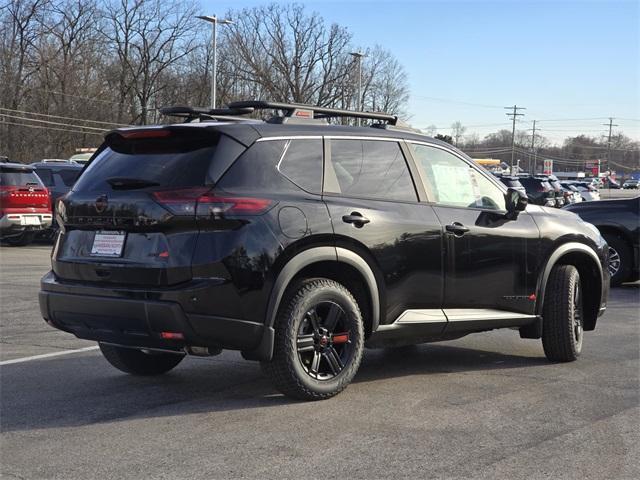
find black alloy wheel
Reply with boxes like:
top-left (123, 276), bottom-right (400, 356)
top-left (603, 233), bottom-right (632, 286)
top-left (262, 278), bottom-right (364, 400)
top-left (296, 301), bottom-right (355, 380)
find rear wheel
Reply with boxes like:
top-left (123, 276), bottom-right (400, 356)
top-left (603, 233), bottom-right (632, 287)
top-left (261, 278), bottom-right (364, 400)
top-left (5, 231), bottom-right (35, 246)
top-left (542, 265), bottom-right (583, 362)
top-left (98, 343), bottom-right (184, 375)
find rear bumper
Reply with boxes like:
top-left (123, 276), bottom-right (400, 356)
top-left (39, 271), bottom-right (265, 352)
top-left (0, 213), bottom-right (52, 233)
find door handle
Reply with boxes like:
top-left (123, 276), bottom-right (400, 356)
top-left (342, 212), bottom-right (370, 228)
top-left (445, 222), bottom-right (469, 236)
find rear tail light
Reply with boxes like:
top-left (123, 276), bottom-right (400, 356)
top-left (152, 187), bottom-right (273, 216)
top-left (118, 129), bottom-right (172, 140)
top-left (0, 185), bottom-right (51, 211)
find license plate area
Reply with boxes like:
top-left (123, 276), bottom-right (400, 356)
top-left (91, 231), bottom-right (126, 257)
top-left (21, 216), bottom-right (41, 226)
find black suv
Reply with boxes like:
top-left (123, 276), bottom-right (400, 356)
top-left (518, 176), bottom-right (556, 207)
top-left (39, 101), bottom-right (609, 400)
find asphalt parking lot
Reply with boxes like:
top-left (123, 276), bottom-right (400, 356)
top-left (1, 245), bottom-right (638, 479)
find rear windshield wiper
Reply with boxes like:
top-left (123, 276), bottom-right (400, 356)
top-left (106, 177), bottom-right (160, 190)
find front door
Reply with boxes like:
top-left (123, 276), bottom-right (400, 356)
top-left (406, 142), bottom-right (540, 317)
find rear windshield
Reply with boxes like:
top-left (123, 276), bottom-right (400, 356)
top-left (0, 169), bottom-right (43, 187)
top-left (73, 133), bottom-right (243, 193)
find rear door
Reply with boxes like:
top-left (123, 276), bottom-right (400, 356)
top-left (323, 137), bottom-right (443, 325)
top-left (54, 127), bottom-right (246, 287)
top-left (406, 142), bottom-right (540, 316)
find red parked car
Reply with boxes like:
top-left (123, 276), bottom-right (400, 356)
top-left (0, 162), bottom-right (52, 245)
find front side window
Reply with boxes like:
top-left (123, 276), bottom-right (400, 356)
top-left (410, 144), bottom-right (505, 210)
top-left (327, 139), bottom-right (416, 202)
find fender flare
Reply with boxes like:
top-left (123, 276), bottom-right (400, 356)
top-left (536, 242), bottom-right (603, 315)
top-left (265, 246), bottom-right (380, 330)
top-left (243, 246), bottom-right (380, 361)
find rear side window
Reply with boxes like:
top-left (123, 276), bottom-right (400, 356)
top-left (0, 169), bottom-right (43, 187)
top-left (278, 139), bottom-right (323, 194)
top-left (326, 139), bottom-right (416, 202)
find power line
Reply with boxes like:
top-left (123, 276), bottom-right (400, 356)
top-left (411, 95), bottom-right (504, 109)
top-left (0, 120), bottom-right (104, 136)
top-left (0, 112), bottom-right (108, 132)
top-left (0, 107), bottom-right (126, 127)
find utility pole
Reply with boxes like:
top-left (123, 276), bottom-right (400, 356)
top-left (349, 52), bottom-right (366, 125)
top-left (505, 105), bottom-right (525, 173)
top-left (602, 117), bottom-right (618, 174)
top-left (529, 120), bottom-right (538, 174)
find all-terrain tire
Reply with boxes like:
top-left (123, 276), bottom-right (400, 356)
top-left (541, 265), bottom-right (583, 362)
top-left (261, 278), bottom-right (365, 401)
top-left (99, 343), bottom-right (184, 375)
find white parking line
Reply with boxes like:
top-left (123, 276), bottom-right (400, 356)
top-left (0, 346), bottom-right (99, 366)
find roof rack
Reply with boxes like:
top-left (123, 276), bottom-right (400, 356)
top-left (228, 100), bottom-right (398, 125)
top-left (158, 100), bottom-right (418, 131)
top-left (159, 105), bottom-right (255, 122)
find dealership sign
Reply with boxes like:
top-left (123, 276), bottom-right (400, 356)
top-left (543, 159), bottom-right (553, 175)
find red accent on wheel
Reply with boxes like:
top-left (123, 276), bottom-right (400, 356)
top-left (332, 333), bottom-right (350, 344)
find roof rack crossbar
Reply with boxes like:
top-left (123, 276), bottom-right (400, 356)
top-left (159, 106), bottom-right (255, 122)
top-left (228, 100), bottom-right (398, 125)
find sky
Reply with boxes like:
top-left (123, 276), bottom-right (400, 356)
top-left (202, 0), bottom-right (640, 144)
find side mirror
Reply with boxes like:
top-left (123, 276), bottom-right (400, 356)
top-left (505, 187), bottom-right (528, 218)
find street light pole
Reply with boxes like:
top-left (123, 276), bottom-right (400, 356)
top-left (197, 15), bottom-right (233, 109)
top-left (349, 52), bottom-right (365, 125)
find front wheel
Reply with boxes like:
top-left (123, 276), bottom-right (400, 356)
top-left (542, 265), bottom-right (583, 362)
top-left (261, 278), bottom-right (365, 400)
top-left (98, 343), bottom-right (185, 375)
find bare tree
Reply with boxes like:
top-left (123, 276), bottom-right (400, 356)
top-left (451, 121), bottom-right (466, 147)
top-left (102, 0), bottom-right (199, 124)
top-left (0, 0), bottom-right (49, 156)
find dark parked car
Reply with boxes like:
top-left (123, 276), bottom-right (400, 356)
top-left (39, 101), bottom-right (609, 400)
top-left (565, 197), bottom-right (639, 286)
top-left (518, 176), bottom-right (556, 207)
top-left (560, 183), bottom-right (582, 204)
top-left (496, 175), bottom-right (527, 196)
top-left (32, 161), bottom-right (83, 238)
top-left (0, 162), bottom-right (52, 245)
top-left (537, 175), bottom-right (565, 208)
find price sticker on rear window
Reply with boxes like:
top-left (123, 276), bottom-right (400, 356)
top-left (91, 231), bottom-right (126, 257)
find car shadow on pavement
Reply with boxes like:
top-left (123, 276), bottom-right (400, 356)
top-left (0, 343), bottom-right (548, 433)
top-left (356, 343), bottom-right (548, 384)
